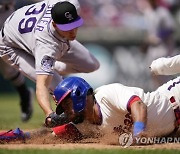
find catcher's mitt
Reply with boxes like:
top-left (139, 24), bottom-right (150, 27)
top-left (45, 112), bottom-right (69, 128)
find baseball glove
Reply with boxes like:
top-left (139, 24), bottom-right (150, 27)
top-left (45, 112), bottom-right (69, 128)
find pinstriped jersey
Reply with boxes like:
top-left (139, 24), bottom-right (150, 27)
top-left (94, 77), bottom-right (180, 137)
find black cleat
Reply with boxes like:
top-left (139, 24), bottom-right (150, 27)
top-left (20, 88), bottom-right (34, 122)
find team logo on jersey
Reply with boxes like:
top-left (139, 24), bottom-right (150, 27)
top-left (113, 113), bottom-right (133, 135)
top-left (41, 56), bottom-right (54, 73)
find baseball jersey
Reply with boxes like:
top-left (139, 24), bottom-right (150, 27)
top-left (150, 55), bottom-right (180, 75)
top-left (2, 0), bottom-right (80, 75)
top-left (94, 79), bottom-right (178, 137)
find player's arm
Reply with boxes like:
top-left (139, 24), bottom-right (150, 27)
top-left (36, 74), bottom-right (53, 116)
top-left (128, 96), bottom-right (147, 137)
top-left (150, 55), bottom-right (180, 75)
top-left (36, 74), bottom-right (68, 128)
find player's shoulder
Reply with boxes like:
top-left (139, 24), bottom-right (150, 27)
top-left (95, 83), bottom-right (124, 93)
top-left (98, 83), bottom-right (123, 88)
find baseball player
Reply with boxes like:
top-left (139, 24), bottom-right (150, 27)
top-left (0, 0), bottom-right (34, 122)
top-left (0, 0), bottom-right (100, 126)
top-left (52, 76), bottom-right (180, 140)
top-left (150, 54), bottom-right (180, 75)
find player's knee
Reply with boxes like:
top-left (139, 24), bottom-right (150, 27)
top-left (2, 68), bottom-right (19, 80)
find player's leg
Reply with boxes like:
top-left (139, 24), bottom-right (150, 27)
top-left (54, 40), bottom-right (100, 75)
top-left (0, 44), bottom-right (62, 89)
top-left (0, 0), bottom-right (35, 122)
top-left (0, 58), bottom-right (34, 122)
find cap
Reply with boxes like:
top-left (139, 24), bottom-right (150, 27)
top-left (51, 1), bottom-right (83, 31)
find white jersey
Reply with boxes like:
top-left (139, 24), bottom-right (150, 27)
top-left (2, 0), bottom-right (80, 75)
top-left (94, 76), bottom-right (180, 137)
top-left (150, 54), bottom-right (180, 75)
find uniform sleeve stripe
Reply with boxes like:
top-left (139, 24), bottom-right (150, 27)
top-left (36, 71), bottom-right (54, 75)
top-left (127, 95), bottom-right (141, 112)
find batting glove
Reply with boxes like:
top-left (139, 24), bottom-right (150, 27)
top-left (45, 112), bottom-right (70, 128)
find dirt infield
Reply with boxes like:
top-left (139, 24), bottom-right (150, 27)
top-left (0, 128), bottom-right (180, 150)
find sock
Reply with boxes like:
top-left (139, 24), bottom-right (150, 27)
top-left (10, 72), bottom-right (30, 112)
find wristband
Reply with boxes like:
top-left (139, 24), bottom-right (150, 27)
top-left (133, 121), bottom-right (145, 137)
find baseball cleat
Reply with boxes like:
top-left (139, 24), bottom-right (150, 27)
top-left (20, 87), bottom-right (34, 122)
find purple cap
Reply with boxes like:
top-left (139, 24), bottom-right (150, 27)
top-left (51, 1), bottom-right (83, 31)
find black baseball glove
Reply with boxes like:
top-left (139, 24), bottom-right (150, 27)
top-left (45, 112), bottom-right (70, 128)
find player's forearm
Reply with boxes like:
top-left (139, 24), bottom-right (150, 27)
top-left (150, 55), bottom-right (180, 75)
top-left (36, 86), bottom-right (53, 116)
top-left (130, 101), bottom-right (147, 137)
top-left (131, 101), bottom-right (147, 123)
top-left (36, 75), bottom-right (53, 116)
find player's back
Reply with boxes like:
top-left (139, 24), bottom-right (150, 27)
top-left (2, 0), bottom-right (57, 54)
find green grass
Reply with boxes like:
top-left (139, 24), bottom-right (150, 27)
top-left (0, 149), bottom-right (180, 154)
top-left (0, 93), bottom-right (46, 130)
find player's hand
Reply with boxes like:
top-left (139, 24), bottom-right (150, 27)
top-left (134, 131), bottom-right (147, 138)
top-left (45, 112), bottom-right (70, 128)
top-left (132, 131), bottom-right (149, 145)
